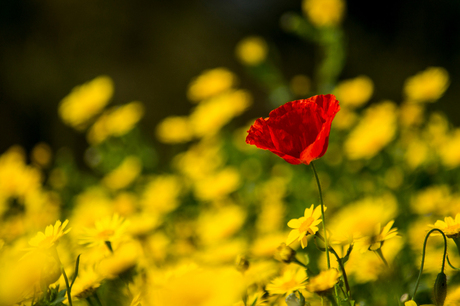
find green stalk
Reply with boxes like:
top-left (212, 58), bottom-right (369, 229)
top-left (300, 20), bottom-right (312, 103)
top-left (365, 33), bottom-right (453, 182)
top-left (311, 162), bottom-right (331, 269)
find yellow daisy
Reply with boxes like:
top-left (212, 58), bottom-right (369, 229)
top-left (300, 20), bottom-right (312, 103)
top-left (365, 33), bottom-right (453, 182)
top-left (28, 220), bottom-right (71, 250)
top-left (431, 213), bottom-right (460, 238)
top-left (266, 266), bottom-right (307, 296)
top-left (286, 204), bottom-right (324, 248)
top-left (305, 269), bottom-right (339, 295)
top-left (79, 214), bottom-right (129, 249)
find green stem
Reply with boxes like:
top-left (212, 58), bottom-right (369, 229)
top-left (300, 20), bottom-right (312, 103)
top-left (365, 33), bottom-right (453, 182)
top-left (412, 228), bottom-right (447, 299)
top-left (61, 266), bottom-right (73, 306)
top-left (311, 162), bottom-right (331, 269)
top-left (328, 247), bottom-right (351, 298)
top-left (374, 248), bottom-right (389, 268)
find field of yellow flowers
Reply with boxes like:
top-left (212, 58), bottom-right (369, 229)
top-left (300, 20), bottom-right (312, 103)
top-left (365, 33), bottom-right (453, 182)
top-left (1, 0), bottom-right (459, 306)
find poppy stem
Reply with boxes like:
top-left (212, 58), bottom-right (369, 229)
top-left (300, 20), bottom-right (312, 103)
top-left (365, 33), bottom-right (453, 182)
top-left (310, 162), bottom-right (331, 270)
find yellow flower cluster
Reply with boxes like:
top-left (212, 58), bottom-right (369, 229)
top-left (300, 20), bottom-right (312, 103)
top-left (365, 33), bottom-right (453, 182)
top-left (302, 0), bottom-right (345, 28)
top-left (157, 68), bottom-right (252, 143)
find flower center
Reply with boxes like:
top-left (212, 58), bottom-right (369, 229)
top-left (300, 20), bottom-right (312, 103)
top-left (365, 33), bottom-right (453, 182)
top-left (97, 229), bottom-right (115, 241)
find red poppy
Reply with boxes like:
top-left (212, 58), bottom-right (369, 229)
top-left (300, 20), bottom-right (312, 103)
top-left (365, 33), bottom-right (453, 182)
top-left (246, 94), bottom-right (340, 165)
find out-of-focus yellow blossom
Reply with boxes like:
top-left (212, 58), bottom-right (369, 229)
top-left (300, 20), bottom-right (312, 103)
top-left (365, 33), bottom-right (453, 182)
top-left (148, 264), bottom-right (245, 306)
top-left (404, 67), bottom-right (450, 103)
top-left (28, 220), bottom-right (70, 250)
top-left (173, 138), bottom-right (223, 180)
top-left (187, 67), bottom-right (238, 102)
top-left (439, 129), bottom-right (460, 169)
top-left (194, 167), bottom-right (240, 201)
top-left (190, 89), bottom-right (252, 138)
top-left (290, 75), bottom-right (311, 97)
top-left (102, 156), bottom-right (142, 190)
top-left (424, 112), bottom-right (449, 147)
top-left (302, 0), bottom-right (345, 28)
top-left (334, 75), bottom-right (373, 108)
top-left (87, 101), bottom-right (144, 145)
top-left (197, 205), bottom-right (246, 245)
top-left (156, 116), bottom-right (194, 144)
top-left (59, 75), bottom-right (113, 130)
top-left (97, 240), bottom-right (142, 279)
top-left (257, 200), bottom-right (285, 234)
top-left (400, 103), bottom-right (425, 127)
top-left (235, 290), bottom-right (267, 306)
top-left (141, 175), bottom-right (182, 215)
top-left (431, 213), bottom-right (460, 238)
top-left (197, 239), bottom-right (247, 264)
top-left (345, 101), bottom-right (397, 160)
top-left (235, 36), bottom-right (268, 66)
top-left (251, 232), bottom-right (288, 258)
top-left (243, 260), bottom-right (279, 286)
top-left (405, 136), bottom-right (430, 169)
top-left (70, 267), bottom-right (102, 299)
top-left (79, 214), bottom-right (129, 249)
top-left (286, 204), bottom-right (324, 249)
top-left (0, 146), bottom-right (42, 215)
top-left (70, 187), bottom-right (114, 229)
top-left (331, 107), bottom-right (358, 130)
top-left (328, 193), bottom-right (398, 245)
top-left (404, 301), bottom-right (417, 306)
top-left (144, 232), bottom-right (170, 263)
top-left (411, 185), bottom-right (453, 216)
top-left (48, 167), bottom-right (67, 190)
top-left (266, 265), bottom-right (307, 296)
top-left (127, 213), bottom-right (160, 237)
top-left (305, 269), bottom-right (339, 294)
top-left (112, 192), bottom-right (138, 217)
top-left (30, 142), bottom-right (52, 168)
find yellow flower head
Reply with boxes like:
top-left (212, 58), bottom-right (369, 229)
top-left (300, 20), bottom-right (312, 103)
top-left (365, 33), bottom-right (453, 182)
top-left (59, 75), bottom-right (113, 130)
top-left (305, 269), bottom-right (339, 294)
top-left (356, 220), bottom-right (399, 252)
top-left (102, 156), bottom-right (142, 190)
top-left (79, 214), bottom-right (129, 248)
top-left (286, 204), bottom-right (324, 248)
top-left (334, 75), bottom-right (374, 108)
top-left (189, 89), bottom-right (252, 138)
top-left (431, 214), bottom-right (460, 238)
top-left (28, 219), bottom-right (70, 250)
top-left (187, 67), bottom-right (238, 102)
top-left (344, 101), bottom-right (397, 160)
top-left (235, 36), bottom-right (268, 66)
top-left (141, 175), bottom-right (182, 215)
top-left (266, 266), bottom-right (307, 296)
top-left (404, 67), bottom-right (450, 103)
top-left (302, 0), bottom-right (345, 28)
top-left (156, 116), bottom-right (194, 144)
top-left (87, 101), bottom-right (144, 145)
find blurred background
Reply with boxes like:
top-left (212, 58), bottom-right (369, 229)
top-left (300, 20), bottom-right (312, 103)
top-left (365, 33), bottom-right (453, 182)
top-left (1, 0), bottom-right (460, 161)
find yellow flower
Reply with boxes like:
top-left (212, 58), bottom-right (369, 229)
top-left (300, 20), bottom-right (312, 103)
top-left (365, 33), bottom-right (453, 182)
top-left (31, 142), bottom-right (52, 168)
top-left (431, 214), bottom-right (460, 238)
top-left (302, 0), bottom-right (345, 28)
top-left (235, 36), bottom-right (268, 66)
top-left (193, 167), bottom-right (240, 202)
top-left (439, 128), bottom-right (460, 169)
top-left (189, 89), bottom-right (252, 138)
top-left (290, 75), bottom-right (311, 97)
top-left (187, 67), bottom-right (238, 102)
top-left (404, 300), bottom-right (417, 306)
top-left (404, 67), bottom-right (450, 103)
top-left (266, 266), bottom-right (307, 296)
top-left (87, 101), bottom-right (144, 145)
top-left (58, 75), bottom-right (113, 130)
top-left (356, 220), bottom-right (399, 252)
top-left (148, 264), bottom-right (245, 306)
top-left (334, 75), bottom-right (373, 108)
top-left (305, 269), bottom-right (339, 294)
top-left (102, 156), bottom-right (142, 190)
top-left (141, 175), bottom-right (182, 215)
top-left (28, 220), bottom-right (70, 250)
top-left (197, 205), bottom-right (246, 245)
top-left (286, 204), bottom-right (324, 248)
top-left (344, 101), bottom-right (397, 160)
top-left (79, 214), bottom-right (129, 248)
top-left (156, 116), bottom-right (194, 144)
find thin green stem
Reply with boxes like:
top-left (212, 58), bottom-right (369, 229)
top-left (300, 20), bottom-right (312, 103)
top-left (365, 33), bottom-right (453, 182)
top-left (311, 162), bottom-right (331, 269)
top-left (412, 228), bottom-right (447, 299)
top-left (328, 247), bottom-right (351, 298)
top-left (61, 267), bottom-right (73, 306)
top-left (374, 248), bottom-right (389, 268)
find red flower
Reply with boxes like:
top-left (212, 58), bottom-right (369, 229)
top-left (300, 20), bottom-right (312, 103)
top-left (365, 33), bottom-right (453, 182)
top-left (246, 94), bottom-right (340, 165)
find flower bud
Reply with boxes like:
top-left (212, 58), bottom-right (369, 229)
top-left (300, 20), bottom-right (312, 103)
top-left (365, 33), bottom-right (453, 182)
top-left (285, 292), bottom-right (308, 306)
top-left (433, 271), bottom-right (447, 306)
top-left (275, 243), bottom-right (297, 263)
